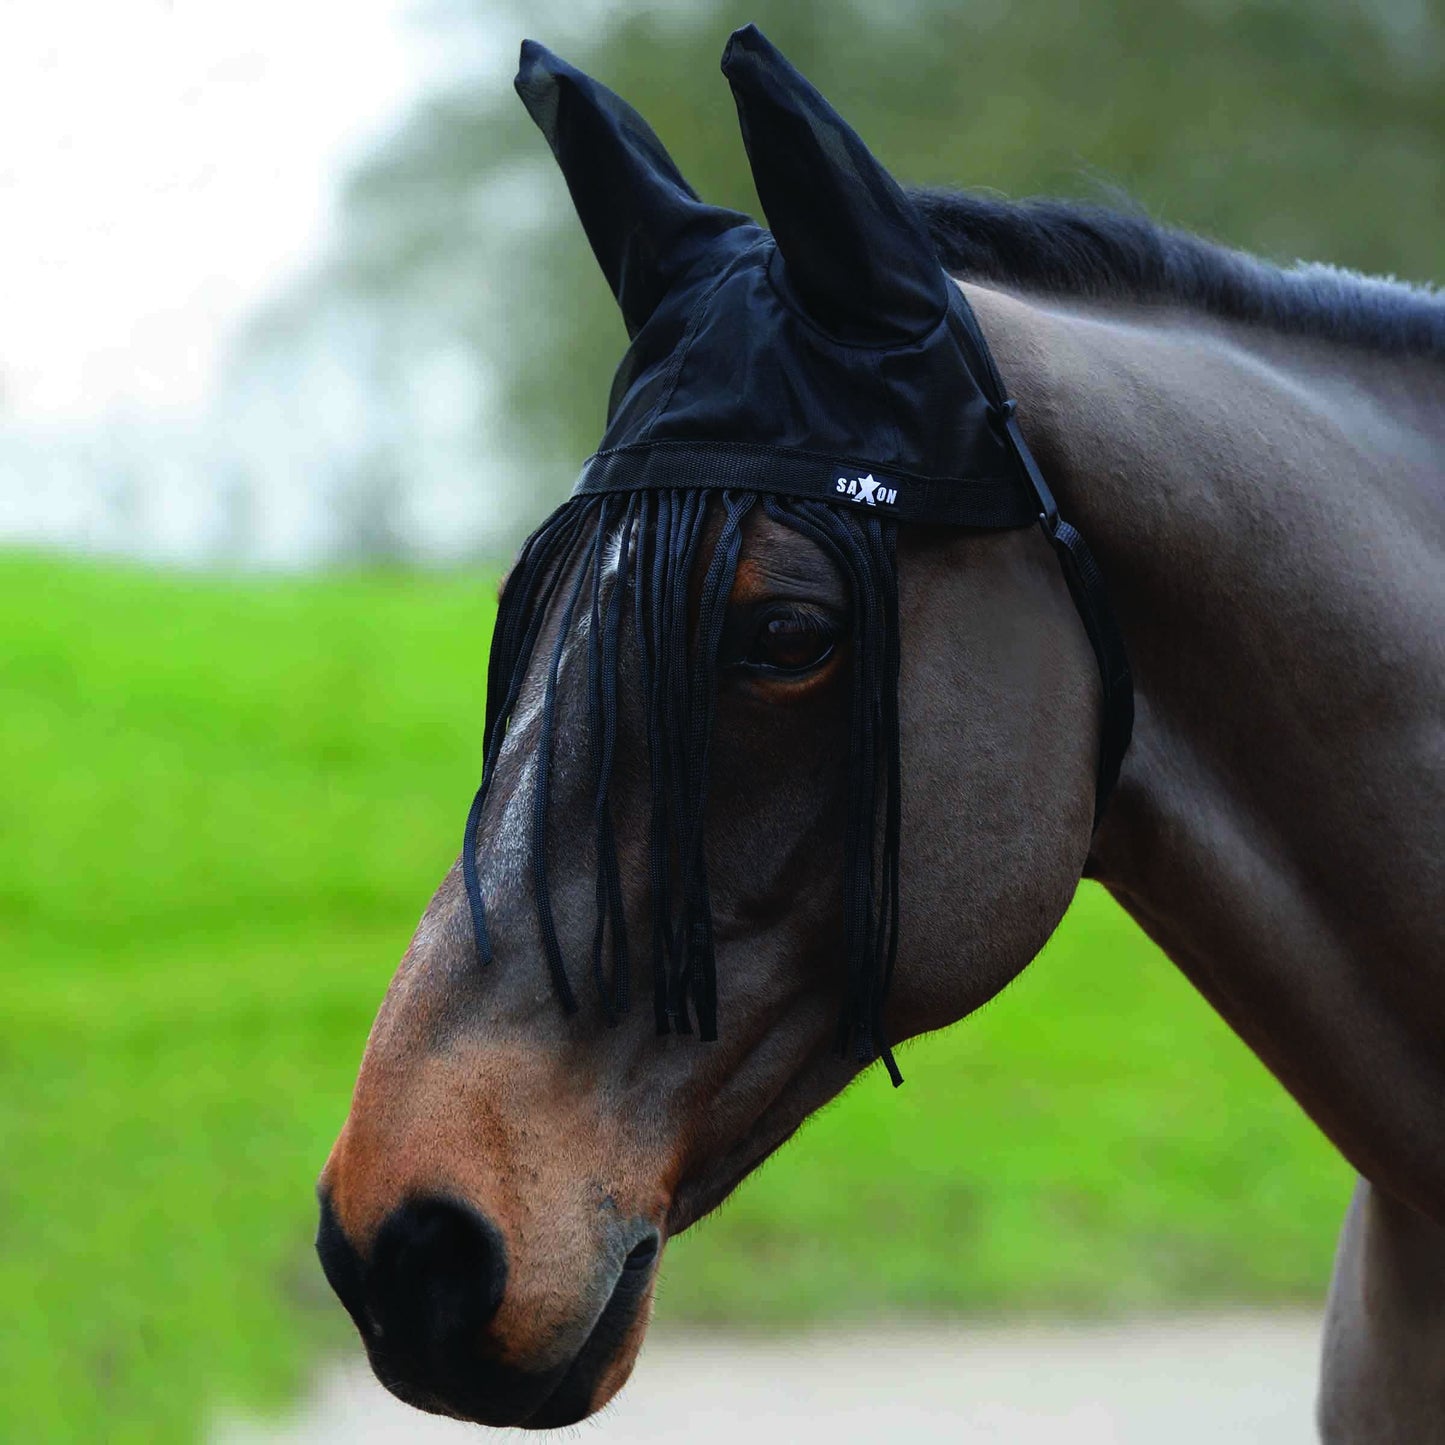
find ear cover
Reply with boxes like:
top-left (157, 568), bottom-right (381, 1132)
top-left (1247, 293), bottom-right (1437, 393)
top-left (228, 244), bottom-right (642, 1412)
top-left (721, 24), bottom-right (948, 344)
top-left (516, 40), bottom-right (753, 338)
top-left (466, 27), bottom-right (1133, 1088)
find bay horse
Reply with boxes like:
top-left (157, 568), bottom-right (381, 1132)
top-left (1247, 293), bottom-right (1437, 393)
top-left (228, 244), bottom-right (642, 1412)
top-left (316, 28), bottom-right (1445, 1440)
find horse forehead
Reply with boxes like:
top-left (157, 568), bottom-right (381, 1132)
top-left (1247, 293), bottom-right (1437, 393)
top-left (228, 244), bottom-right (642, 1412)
top-left (733, 513), bottom-right (844, 604)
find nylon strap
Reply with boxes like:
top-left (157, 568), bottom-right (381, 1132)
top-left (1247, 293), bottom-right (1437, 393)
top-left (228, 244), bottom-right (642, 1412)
top-left (939, 289), bottom-right (1133, 826)
top-left (575, 439), bottom-right (1038, 530)
top-left (993, 399), bottom-right (1135, 825)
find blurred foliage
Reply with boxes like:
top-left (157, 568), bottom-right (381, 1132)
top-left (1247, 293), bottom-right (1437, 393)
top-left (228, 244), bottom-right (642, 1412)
top-left (309, 0), bottom-right (1445, 536)
top-left (1, 554), bottom-right (1346, 1441)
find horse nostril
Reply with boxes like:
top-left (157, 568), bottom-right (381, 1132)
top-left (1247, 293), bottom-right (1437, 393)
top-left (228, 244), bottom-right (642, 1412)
top-left (366, 1197), bottom-right (508, 1365)
top-left (622, 1232), bottom-right (660, 1272)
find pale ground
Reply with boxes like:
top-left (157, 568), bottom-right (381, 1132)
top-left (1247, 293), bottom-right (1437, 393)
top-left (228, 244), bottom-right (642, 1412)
top-left (215, 1312), bottom-right (1324, 1444)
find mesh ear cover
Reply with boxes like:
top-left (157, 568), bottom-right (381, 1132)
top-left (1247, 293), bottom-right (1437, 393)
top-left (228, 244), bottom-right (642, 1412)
top-left (516, 40), bottom-right (752, 338)
top-left (463, 28), bottom-right (1133, 1087)
top-left (722, 24), bottom-right (948, 344)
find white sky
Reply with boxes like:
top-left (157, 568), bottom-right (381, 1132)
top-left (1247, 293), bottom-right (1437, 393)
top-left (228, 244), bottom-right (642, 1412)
top-left (0, 0), bottom-right (663, 565)
top-left (0, 0), bottom-right (490, 422)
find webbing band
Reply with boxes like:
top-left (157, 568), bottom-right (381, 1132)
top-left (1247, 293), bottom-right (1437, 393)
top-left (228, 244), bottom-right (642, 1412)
top-left (944, 271), bottom-right (1136, 828)
top-left (990, 396), bottom-right (1134, 828)
top-left (574, 438), bottom-right (1038, 530)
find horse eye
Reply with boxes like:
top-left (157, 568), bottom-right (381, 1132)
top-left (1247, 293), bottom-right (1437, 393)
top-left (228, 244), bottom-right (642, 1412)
top-left (740, 606), bottom-right (838, 675)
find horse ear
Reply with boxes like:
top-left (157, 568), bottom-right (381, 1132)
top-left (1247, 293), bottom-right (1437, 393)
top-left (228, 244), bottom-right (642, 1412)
top-left (516, 40), bottom-right (752, 339)
top-left (721, 24), bottom-right (948, 344)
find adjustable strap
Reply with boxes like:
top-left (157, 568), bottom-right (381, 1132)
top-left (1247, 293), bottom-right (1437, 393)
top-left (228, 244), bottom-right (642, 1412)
top-left (575, 438), bottom-right (1038, 530)
top-left (942, 286), bottom-right (1134, 827)
top-left (995, 399), bottom-right (1135, 829)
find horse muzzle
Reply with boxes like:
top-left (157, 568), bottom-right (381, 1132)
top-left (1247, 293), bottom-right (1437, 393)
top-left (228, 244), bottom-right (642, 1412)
top-left (315, 1189), bottom-right (660, 1428)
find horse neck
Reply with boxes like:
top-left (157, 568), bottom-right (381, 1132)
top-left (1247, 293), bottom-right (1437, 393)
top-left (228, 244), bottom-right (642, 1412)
top-left (965, 280), bottom-right (1445, 1217)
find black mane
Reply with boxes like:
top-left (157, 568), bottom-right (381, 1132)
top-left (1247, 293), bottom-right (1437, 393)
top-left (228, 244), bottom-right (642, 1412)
top-left (911, 189), bottom-right (1445, 361)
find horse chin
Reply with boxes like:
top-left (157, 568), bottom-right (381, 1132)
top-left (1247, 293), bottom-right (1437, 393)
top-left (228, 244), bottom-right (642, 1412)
top-left (508, 1248), bottom-right (658, 1429)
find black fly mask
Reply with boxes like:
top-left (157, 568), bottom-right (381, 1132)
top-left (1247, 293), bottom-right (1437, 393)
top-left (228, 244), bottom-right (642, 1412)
top-left (462, 26), bottom-right (1133, 1084)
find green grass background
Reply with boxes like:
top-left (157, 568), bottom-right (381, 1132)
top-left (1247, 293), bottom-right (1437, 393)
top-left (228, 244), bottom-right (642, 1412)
top-left (1, 553), bottom-right (1350, 1442)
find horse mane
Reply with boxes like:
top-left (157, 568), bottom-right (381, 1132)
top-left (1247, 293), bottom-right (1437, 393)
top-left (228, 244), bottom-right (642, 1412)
top-left (911, 188), bottom-right (1445, 362)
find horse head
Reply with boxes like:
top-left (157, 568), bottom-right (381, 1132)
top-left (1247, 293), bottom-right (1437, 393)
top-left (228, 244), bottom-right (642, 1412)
top-left (316, 25), bottom-right (1118, 1428)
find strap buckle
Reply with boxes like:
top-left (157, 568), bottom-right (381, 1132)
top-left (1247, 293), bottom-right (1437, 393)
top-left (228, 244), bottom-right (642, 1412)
top-left (992, 398), bottom-right (1060, 533)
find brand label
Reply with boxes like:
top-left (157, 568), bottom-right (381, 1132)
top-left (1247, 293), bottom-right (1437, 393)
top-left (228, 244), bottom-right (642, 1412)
top-left (834, 473), bottom-right (898, 507)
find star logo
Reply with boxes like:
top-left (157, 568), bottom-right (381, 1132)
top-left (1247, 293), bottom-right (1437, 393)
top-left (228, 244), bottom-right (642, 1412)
top-left (834, 473), bottom-right (899, 507)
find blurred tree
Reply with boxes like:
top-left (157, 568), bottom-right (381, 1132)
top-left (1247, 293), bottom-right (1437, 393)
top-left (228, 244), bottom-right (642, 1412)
top-left (250, 0), bottom-right (1445, 554)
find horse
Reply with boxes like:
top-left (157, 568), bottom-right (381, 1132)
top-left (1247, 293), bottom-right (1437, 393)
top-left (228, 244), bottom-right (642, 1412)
top-left (315, 28), bottom-right (1445, 1439)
